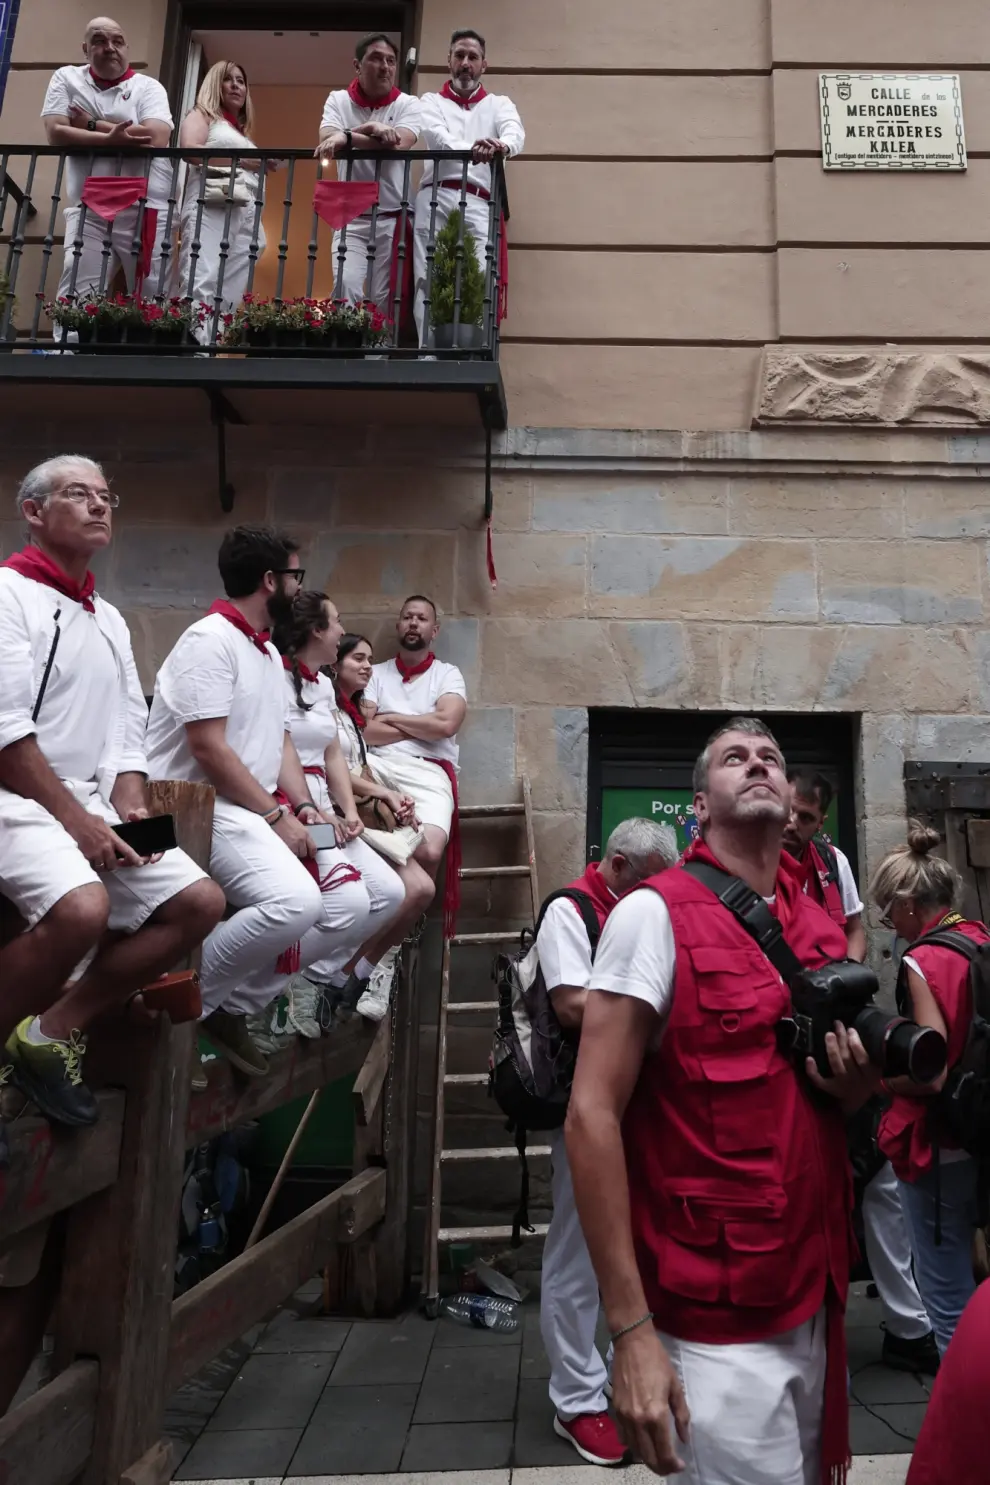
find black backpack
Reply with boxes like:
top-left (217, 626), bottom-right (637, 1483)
top-left (898, 924), bottom-right (990, 1156)
top-left (488, 887), bottom-right (601, 1243)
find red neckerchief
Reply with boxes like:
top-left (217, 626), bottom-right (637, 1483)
top-left (89, 66), bottom-right (136, 91)
top-left (221, 109), bottom-right (243, 130)
top-left (207, 599), bottom-right (270, 657)
top-left (1, 546), bottom-right (96, 612)
top-left (574, 861), bottom-right (619, 927)
top-left (440, 79), bottom-right (488, 109)
top-left (336, 690), bottom-right (366, 731)
top-left (395, 650), bottom-right (435, 683)
top-left (281, 653), bottom-right (319, 684)
top-left (348, 77), bottom-right (401, 110)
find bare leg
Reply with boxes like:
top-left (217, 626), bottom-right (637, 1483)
top-left (0, 886), bottom-right (109, 1048)
top-left (349, 856), bottom-right (437, 968)
top-left (41, 880), bottom-right (224, 1041)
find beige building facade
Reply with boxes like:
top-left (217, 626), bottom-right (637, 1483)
top-left (3, 0), bottom-right (990, 950)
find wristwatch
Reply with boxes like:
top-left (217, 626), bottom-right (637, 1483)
top-left (86, 119), bottom-right (97, 132)
top-left (344, 129), bottom-right (353, 150)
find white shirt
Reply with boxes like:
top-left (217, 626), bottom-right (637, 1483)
top-left (537, 893), bottom-right (613, 992)
top-left (366, 656), bottom-right (466, 768)
top-left (41, 66), bottom-right (174, 208)
top-left (832, 846), bottom-right (864, 917)
top-left (145, 614), bottom-right (289, 794)
top-left (419, 88), bottom-right (525, 195)
top-left (283, 669), bottom-right (339, 769)
top-left (0, 568), bottom-right (148, 805)
top-left (335, 707), bottom-right (364, 770)
top-left (319, 89), bottom-right (422, 212)
top-left (591, 890), bottom-right (678, 1018)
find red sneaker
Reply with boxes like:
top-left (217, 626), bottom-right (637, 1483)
top-left (554, 1411), bottom-right (631, 1466)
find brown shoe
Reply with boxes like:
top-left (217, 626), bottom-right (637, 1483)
top-left (190, 1043), bottom-right (209, 1094)
top-left (202, 1011), bottom-right (269, 1078)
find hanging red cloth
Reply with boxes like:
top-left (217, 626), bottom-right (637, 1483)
top-left (312, 179), bottom-right (380, 230)
top-left (428, 758), bottom-right (461, 940)
top-left (79, 175), bottom-right (158, 295)
top-left (348, 78), bottom-right (401, 110)
top-left (1, 547), bottom-right (96, 611)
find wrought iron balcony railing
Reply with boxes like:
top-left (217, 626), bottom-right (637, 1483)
top-left (0, 146), bottom-right (507, 358)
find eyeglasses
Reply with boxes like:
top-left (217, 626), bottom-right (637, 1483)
top-left (272, 567), bottom-right (305, 584)
top-left (58, 485), bottom-right (120, 508)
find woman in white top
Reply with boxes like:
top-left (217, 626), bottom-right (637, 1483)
top-left (273, 595), bottom-right (409, 1025)
top-left (178, 61), bottom-right (268, 344)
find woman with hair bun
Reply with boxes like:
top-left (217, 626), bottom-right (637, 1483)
top-left (870, 821), bottom-right (990, 1356)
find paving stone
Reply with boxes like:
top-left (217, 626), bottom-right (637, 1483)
top-left (174, 1427), bottom-right (301, 1479)
top-left (850, 1363), bottom-right (931, 1406)
top-left (514, 1379), bottom-right (586, 1468)
top-left (207, 1351), bottom-right (335, 1430)
top-left (848, 1457), bottom-right (912, 1484)
top-left (287, 1472), bottom-right (510, 1485)
top-left (847, 1324), bottom-right (885, 1371)
top-left (849, 1404), bottom-right (927, 1455)
top-left (513, 1468), bottom-right (661, 1485)
top-left (414, 1344), bottom-right (521, 1424)
top-left (255, 1314), bottom-right (353, 1353)
top-left (432, 1317), bottom-right (522, 1347)
top-left (846, 1283), bottom-right (885, 1328)
top-left (328, 1319), bottom-right (436, 1386)
top-left (400, 1421), bottom-right (515, 1472)
top-left (290, 1382), bottom-right (419, 1476)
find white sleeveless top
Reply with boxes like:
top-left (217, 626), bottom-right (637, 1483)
top-left (184, 113), bottom-right (260, 205)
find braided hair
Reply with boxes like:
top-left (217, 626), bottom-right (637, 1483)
top-left (271, 589), bottom-right (330, 710)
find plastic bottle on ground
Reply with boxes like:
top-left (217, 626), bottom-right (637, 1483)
top-left (440, 1293), bottom-right (520, 1332)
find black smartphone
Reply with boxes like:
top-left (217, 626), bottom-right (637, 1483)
top-left (114, 814), bottom-right (178, 856)
top-left (307, 823), bottom-right (342, 850)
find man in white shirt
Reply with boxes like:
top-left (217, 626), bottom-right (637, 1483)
top-left (537, 818), bottom-right (678, 1466)
top-left (0, 456), bottom-right (223, 1143)
top-left (415, 29), bottom-right (524, 344)
top-left (41, 17), bottom-right (174, 302)
top-left (317, 33), bottom-right (421, 313)
top-left (146, 525), bottom-right (365, 1082)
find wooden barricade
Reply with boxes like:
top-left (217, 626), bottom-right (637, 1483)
top-left (0, 781), bottom-right (419, 1485)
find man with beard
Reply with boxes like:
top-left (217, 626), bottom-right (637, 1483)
top-left (145, 526), bottom-right (328, 1079)
top-left (414, 29), bottom-right (524, 343)
top-left (0, 457), bottom-right (222, 1144)
top-left (567, 717), bottom-right (878, 1485)
top-left (783, 769), bottom-right (867, 962)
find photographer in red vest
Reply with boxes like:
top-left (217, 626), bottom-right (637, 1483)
top-left (783, 769), bottom-right (867, 961)
top-left (567, 718), bottom-right (879, 1485)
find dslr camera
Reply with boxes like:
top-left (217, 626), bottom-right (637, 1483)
top-left (777, 959), bottom-right (946, 1084)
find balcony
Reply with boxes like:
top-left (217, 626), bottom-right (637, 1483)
top-left (0, 144), bottom-right (508, 450)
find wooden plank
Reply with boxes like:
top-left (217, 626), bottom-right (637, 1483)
top-left (188, 1016), bottom-right (375, 1142)
top-left (351, 1010), bottom-right (391, 1128)
top-left (119, 1438), bottom-right (174, 1485)
top-left (167, 1166), bottom-right (386, 1392)
top-left (0, 1092), bottom-right (124, 1243)
top-left (146, 780), bottom-right (215, 872)
top-left (372, 941), bottom-right (420, 1314)
top-left (0, 1359), bottom-right (98, 1485)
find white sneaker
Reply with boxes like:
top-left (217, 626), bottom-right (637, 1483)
top-left (285, 975), bottom-right (321, 1039)
top-left (246, 1002), bottom-right (283, 1056)
top-left (356, 977), bottom-right (391, 1022)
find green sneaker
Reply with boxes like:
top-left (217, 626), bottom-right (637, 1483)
top-left (202, 1010), bottom-right (269, 1078)
top-left (5, 1021), bottom-right (99, 1128)
top-left (0, 1065), bottom-right (11, 1170)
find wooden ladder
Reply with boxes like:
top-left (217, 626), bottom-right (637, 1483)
top-left (421, 775), bottom-right (547, 1316)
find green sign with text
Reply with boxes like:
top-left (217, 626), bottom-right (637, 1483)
top-left (600, 787), bottom-right (840, 858)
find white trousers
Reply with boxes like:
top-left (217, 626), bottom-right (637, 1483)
top-left (178, 192), bottom-right (266, 343)
top-left (199, 800), bottom-right (325, 1016)
top-left (660, 1310), bottom-right (825, 1485)
top-left (331, 215), bottom-right (397, 313)
top-left (540, 1129), bottom-right (609, 1419)
top-left (862, 1159), bottom-right (932, 1340)
top-left (413, 187), bottom-right (491, 344)
top-left (59, 202), bottom-right (172, 301)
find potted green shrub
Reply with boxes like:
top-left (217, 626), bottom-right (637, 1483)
top-left (429, 211), bottom-right (486, 350)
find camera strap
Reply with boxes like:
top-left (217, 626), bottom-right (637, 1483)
top-left (681, 860), bottom-right (804, 985)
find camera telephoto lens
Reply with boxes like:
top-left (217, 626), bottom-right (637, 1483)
top-left (853, 1005), bottom-right (947, 1085)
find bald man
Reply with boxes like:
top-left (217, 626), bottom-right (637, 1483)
top-left (42, 17), bottom-right (174, 303)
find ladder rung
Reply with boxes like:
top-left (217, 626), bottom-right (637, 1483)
top-left (459, 803), bottom-right (525, 819)
top-left (451, 931), bottom-right (522, 946)
top-left (441, 1145), bottom-right (551, 1162)
top-left (447, 1001), bottom-right (497, 1013)
top-left (438, 1223), bottom-right (550, 1243)
top-left (443, 1073), bottom-right (489, 1086)
top-left (459, 865), bottom-right (531, 879)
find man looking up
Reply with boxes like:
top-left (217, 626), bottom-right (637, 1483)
top-left (568, 718), bottom-right (878, 1485)
top-left (538, 818), bottom-right (678, 1466)
top-left (783, 769), bottom-right (867, 962)
top-left (0, 456), bottom-right (223, 1136)
top-left (317, 33), bottom-right (421, 313)
top-left (415, 29), bottom-right (524, 344)
top-left (146, 526), bottom-right (332, 1081)
top-left (42, 17), bottom-right (174, 302)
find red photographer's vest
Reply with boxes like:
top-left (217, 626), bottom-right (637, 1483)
top-left (800, 840), bottom-right (847, 927)
top-left (623, 844), bottom-right (853, 1343)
